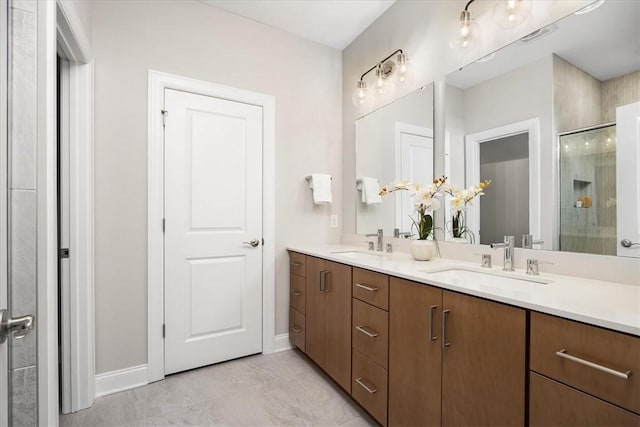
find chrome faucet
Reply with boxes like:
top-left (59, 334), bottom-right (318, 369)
top-left (366, 229), bottom-right (384, 252)
top-left (490, 235), bottom-right (515, 271)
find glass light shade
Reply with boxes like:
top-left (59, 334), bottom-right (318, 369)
top-left (394, 53), bottom-right (415, 86)
top-left (373, 65), bottom-right (387, 98)
top-left (351, 80), bottom-right (370, 107)
top-left (493, 0), bottom-right (532, 29)
top-left (451, 11), bottom-right (480, 52)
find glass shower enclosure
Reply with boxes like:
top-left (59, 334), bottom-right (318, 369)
top-left (559, 124), bottom-right (617, 256)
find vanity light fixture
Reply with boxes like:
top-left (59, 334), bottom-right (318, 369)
top-left (493, 0), bottom-right (532, 29)
top-left (351, 48), bottom-right (412, 107)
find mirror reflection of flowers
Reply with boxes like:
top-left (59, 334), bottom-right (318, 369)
top-left (379, 176), bottom-right (448, 240)
top-left (445, 180), bottom-right (491, 242)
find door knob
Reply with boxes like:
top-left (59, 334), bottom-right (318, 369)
top-left (243, 239), bottom-right (260, 248)
top-left (0, 309), bottom-right (35, 344)
top-left (621, 239), bottom-right (640, 248)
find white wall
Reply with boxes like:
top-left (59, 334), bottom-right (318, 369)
top-left (342, 0), bottom-right (591, 234)
top-left (91, 0), bottom-right (342, 374)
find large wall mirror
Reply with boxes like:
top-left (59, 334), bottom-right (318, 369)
top-left (444, 0), bottom-right (640, 257)
top-left (355, 84), bottom-right (434, 237)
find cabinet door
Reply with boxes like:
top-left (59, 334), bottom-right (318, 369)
top-left (530, 372), bottom-right (640, 427)
top-left (305, 256), bottom-right (326, 367)
top-left (442, 291), bottom-right (526, 427)
top-left (389, 278), bottom-right (443, 427)
top-left (324, 261), bottom-right (352, 392)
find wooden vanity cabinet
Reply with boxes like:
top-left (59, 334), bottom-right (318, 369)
top-left (351, 269), bottom-right (389, 425)
top-left (441, 290), bottom-right (526, 426)
top-left (389, 280), bottom-right (526, 427)
top-left (389, 278), bottom-right (443, 427)
top-left (530, 312), bottom-right (640, 424)
top-left (288, 251), bottom-right (306, 351)
top-left (305, 256), bottom-right (352, 392)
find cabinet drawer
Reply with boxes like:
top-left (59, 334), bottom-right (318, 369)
top-left (352, 349), bottom-right (388, 426)
top-left (530, 312), bottom-right (640, 414)
top-left (289, 308), bottom-right (305, 352)
top-left (353, 298), bottom-right (388, 369)
top-left (289, 251), bottom-right (306, 277)
top-left (353, 268), bottom-right (389, 311)
top-left (530, 372), bottom-right (640, 426)
top-left (290, 273), bottom-right (305, 314)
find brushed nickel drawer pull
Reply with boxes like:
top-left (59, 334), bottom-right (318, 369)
top-left (292, 290), bottom-right (302, 296)
top-left (292, 262), bottom-right (304, 267)
top-left (355, 377), bottom-right (378, 394)
top-left (355, 283), bottom-right (379, 292)
top-left (290, 324), bottom-right (302, 333)
top-left (442, 309), bottom-right (451, 349)
top-left (355, 325), bottom-right (379, 338)
top-left (556, 349), bottom-right (632, 380)
top-left (428, 305), bottom-right (438, 341)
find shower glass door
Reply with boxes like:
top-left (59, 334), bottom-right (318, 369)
top-left (559, 124), bottom-right (617, 255)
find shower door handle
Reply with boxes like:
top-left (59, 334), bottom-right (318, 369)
top-left (0, 309), bottom-right (35, 343)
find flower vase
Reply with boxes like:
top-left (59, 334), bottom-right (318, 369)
top-left (450, 210), bottom-right (469, 244)
top-left (410, 240), bottom-right (435, 261)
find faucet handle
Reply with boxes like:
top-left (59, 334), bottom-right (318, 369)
top-left (367, 241), bottom-right (375, 251)
top-left (526, 258), bottom-right (553, 275)
top-left (474, 253), bottom-right (492, 268)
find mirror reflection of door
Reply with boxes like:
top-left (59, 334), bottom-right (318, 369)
top-left (395, 123), bottom-right (433, 235)
top-left (479, 133), bottom-right (529, 246)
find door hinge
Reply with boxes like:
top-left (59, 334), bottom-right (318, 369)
top-left (59, 248), bottom-right (70, 259)
top-left (262, 238), bottom-right (265, 246)
top-left (162, 218), bottom-right (165, 233)
top-left (161, 110), bottom-right (168, 126)
top-left (162, 324), bottom-right (165, 338)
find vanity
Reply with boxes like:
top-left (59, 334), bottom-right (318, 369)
top-left (287, 247), bottom-right (640, 426)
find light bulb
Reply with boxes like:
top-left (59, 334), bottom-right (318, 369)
top-left (351, 80), bottom-right (370, 107)
top-left (451, 10), bottom-right (480, 52)
top-left (373, 65), bottom-right (386, 98)
top-left (394, 53), bottom-right (414, 86)
top-left (493, 0), bottom-right (532, 29)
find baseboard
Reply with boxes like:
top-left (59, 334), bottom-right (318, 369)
top-left (95, 364), bottom-right (148, 398)
top-left (270, 333), bottom-right (293, 353)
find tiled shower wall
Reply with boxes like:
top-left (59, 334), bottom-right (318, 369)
top-left (9, 0), bottom-right (38, 425)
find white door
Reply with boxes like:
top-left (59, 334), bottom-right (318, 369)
top-left (164, 89), bottom-right (263, 375)
top-left (396, 125), bottom-right (434, 233)
top-left (616, 102), bottom-right (640, 257)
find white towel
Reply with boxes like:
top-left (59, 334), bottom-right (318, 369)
top-left (310, 174), bottom-right (332, 205)
top-left (360, 177), bottom-right (382, 205)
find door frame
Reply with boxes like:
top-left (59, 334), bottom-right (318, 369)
top-left (56, 0), bottom-right (95, 413)
top-left (147, 70), bottom-right (276, 383)
top-left (464, 118), bottom-right (541, 245)
top-left (0, 1), bottom-right (8, 424)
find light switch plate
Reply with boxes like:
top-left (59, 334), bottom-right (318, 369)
top-left (330, 214), bottom-right (338, 228)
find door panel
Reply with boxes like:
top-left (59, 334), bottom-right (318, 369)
top-left (305, 256), bottom-right (326, 366)
top-left (324, 261), bottom-right (351, 392)
top-left (389, 278), bottom-right (442, 427)
top-left (164, 89), bottom-right (263, 375)
top-left (442, 291), bottom-right (526, 427)
top-left (617, 102), bottom-right (640, 257)
top-left (397, 129), bottom-right (433, 233)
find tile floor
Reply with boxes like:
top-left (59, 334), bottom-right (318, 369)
top-left (60, 349), bottom-right (376, 427)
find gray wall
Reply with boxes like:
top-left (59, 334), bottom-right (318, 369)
top-left (91, 0), bottom-right (342, 374)
top-left (479, 134), bottom-right (530, 246)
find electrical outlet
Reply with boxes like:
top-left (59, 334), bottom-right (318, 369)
top-left (330, 214), bottom-right (338, 228)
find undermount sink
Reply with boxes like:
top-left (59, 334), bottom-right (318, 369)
top-left (421, 266), bottom-right (552, 285)
top-left (330, 250), bottom-right (384, 260)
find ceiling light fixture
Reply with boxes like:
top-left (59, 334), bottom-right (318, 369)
top-left (574, 0), bottom-right (605, 15)
top-left (493, 0), bottom-right (532, 29)
top-left (351, 49), bottom-right (412, 107)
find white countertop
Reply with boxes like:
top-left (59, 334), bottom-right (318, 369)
top-left (287, 244), bottom-right (640, 337)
